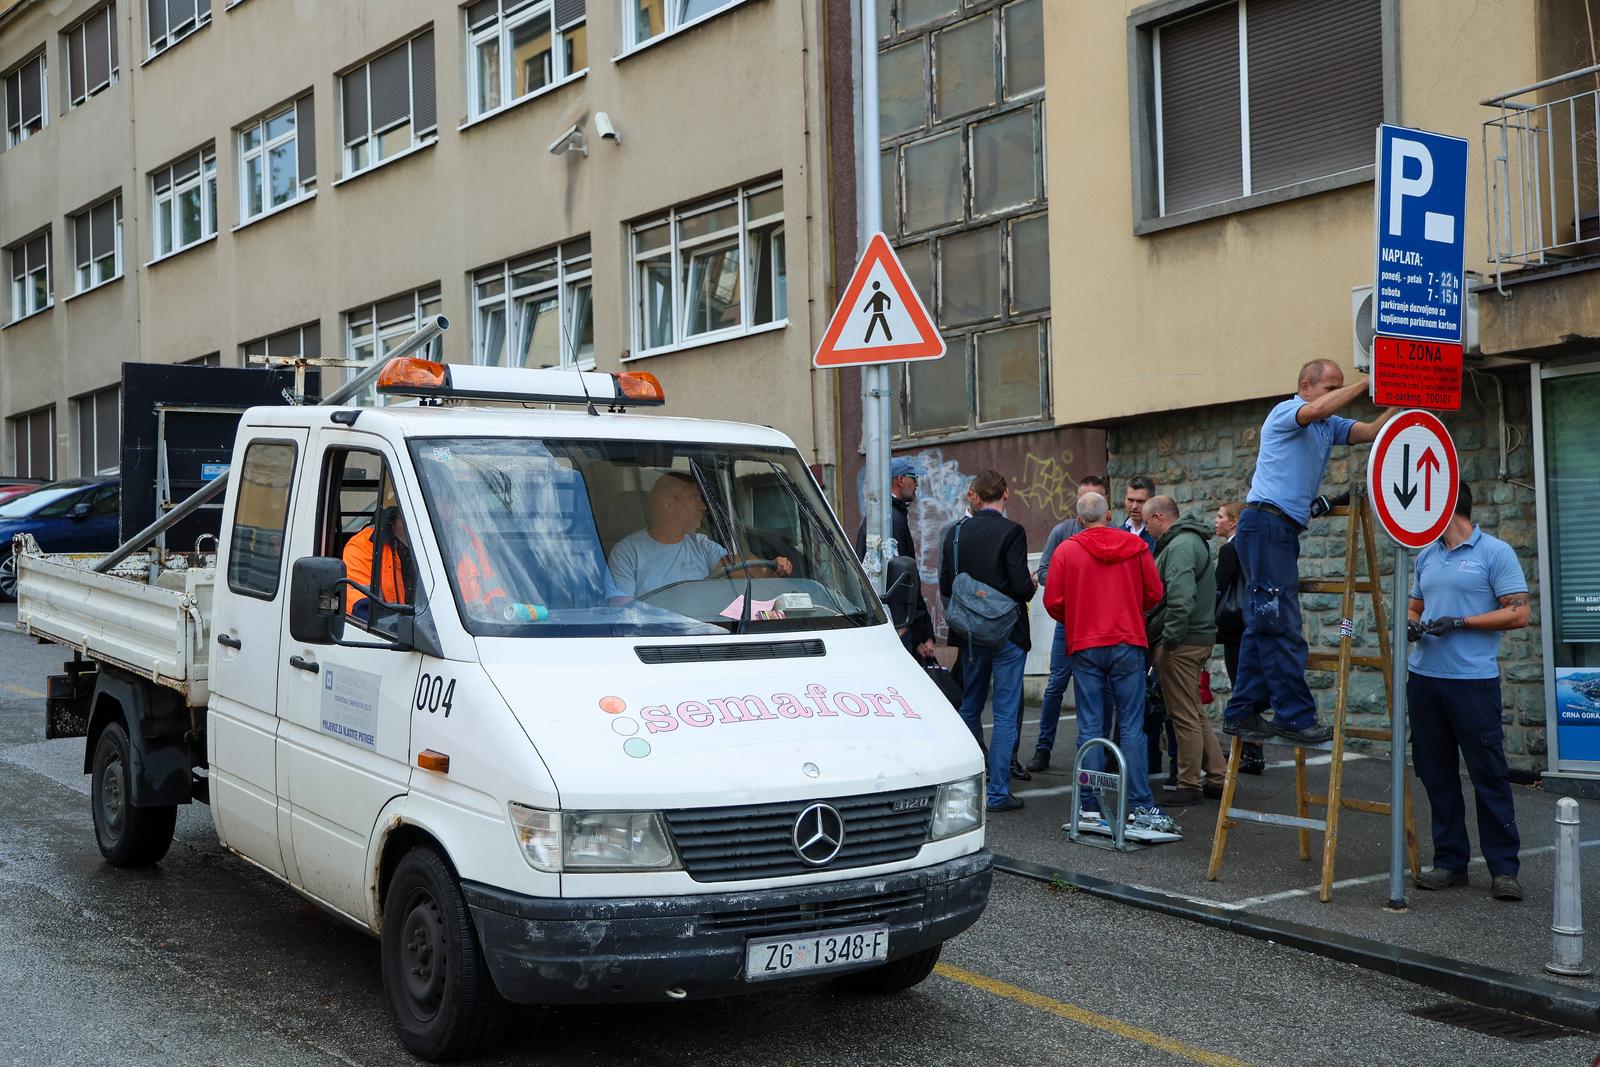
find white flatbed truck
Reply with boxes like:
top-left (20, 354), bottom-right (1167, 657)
top-left (18, 329), bottom-right (991, 1061)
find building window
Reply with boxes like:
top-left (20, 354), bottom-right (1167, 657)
top-left (878, 1), bottom-right (1049, 438)
top-left (4, 51), bottom-right (46, 148)
top-left (74, 386), bottom-right (120, 476)
top-left (9, 406), bottom-right (55, 479)
top-left (181, 351), bottom-right (222, 367)
top-left (472, 239), bottom-right (593, 370)
top-left (239, 96), bottom-right (313, 222)
top-left (70, 196), bottom-right (122, 293)
top-left (65, 5), bottom-right (118, 109)
top-left (628, 0), bottom-right (745, 49)
top-left (629, 181), bottom-right (785, 356)
top-left (151, 146), bottom-right (217, 258)
top-left (241, 321), bottom-right (320, 363)
top-left (346, 285), bottom-right (441, 402)
top-left (147, 0), bottom-right (212, 58)
top-left (8, 230), bottom-right (52, 321)
top-left (466, 0), bottom-right (587, 119)
top-left (1145, 0), bottom-right (1382, 218)
top-left (341, 31), bottom-right (436, 177)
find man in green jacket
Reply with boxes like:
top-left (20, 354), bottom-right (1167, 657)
top-left (1144, 496), bottom-right (1225, 806)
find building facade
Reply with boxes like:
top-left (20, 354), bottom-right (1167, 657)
top-left (0, 0), bottom-right (839, 482)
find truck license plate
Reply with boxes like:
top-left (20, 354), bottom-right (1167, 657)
top-left (745, 926), bottom-right (889, 981)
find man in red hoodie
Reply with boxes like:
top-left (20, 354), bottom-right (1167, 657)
top-left (1044, 490), bottom-right (1180, 834)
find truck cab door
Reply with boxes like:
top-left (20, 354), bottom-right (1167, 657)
top-left (208, 430), bottom-right (308, 878)
top-left (276, 441), bottom-right (423, 922)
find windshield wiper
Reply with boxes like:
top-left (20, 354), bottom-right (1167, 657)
top-left (687, 461), bottom-right (755, 634)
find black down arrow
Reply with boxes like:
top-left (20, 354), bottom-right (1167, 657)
top-left (1393, 443), bottom-right (1418, 509)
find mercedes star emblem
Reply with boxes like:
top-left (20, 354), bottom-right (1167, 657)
top-left (792, 803), bottom-right (846, 866)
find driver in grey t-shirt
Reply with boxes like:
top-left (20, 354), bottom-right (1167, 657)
top-left (609, 472), bottom-right (792, 597)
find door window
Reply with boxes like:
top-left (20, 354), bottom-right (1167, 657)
top-left (227, 441), bottom-right (298, 599)
top-left (318, 448), bottom-right (415, 634)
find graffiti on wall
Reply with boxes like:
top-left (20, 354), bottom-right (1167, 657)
top-left (1011, 450), bottom-right (1078, 520)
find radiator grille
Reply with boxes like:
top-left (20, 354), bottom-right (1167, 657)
top-left (701, 887), bottom-right (928, 936)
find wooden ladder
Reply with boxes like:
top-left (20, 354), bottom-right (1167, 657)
top-left (1205, 492), bottom-right (1421, 903)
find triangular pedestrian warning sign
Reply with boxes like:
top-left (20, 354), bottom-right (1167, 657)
top-left (813, 232), bottom-right (945, 368)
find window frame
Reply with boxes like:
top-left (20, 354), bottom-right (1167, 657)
top-left (4, 50), bottom-right (47, 148)
top-left (8, 229), bottom-right (53, 322)
top-left (8, 405), bottom-right (56, 479)
top-left (225, 437), bottom-right (299, 601)
top-left (150, 146), bottom-right (218, 260)
top-left (1128, 0), bottom-right (1397, 235)
top-left (241, 321), bottom-right (321, 364)
top-left (70, 195), bottom-right (122, 295)
top-left (146, 0), bottom-right (213, 60)
top-left (73, 385), bottom-right (121, 477)
top-left (465, 0), bottom-right (588, 122)
top-left (64, 4), bottom-right (118, 109)
top-left (623, 0), bottom-right (751, 54)
top-left (345, 285), bottom-right (442, 402)
top-left (340, 32), bottom-right (435, 179)
top-left (238, 99), bottom-right (311, 223)
top-left (471, 239), bottom-right (595, 371)
top-left (627, 179), bottom-right (787, 359)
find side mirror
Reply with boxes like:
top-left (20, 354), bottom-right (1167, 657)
top-left (68, 502), bottom-right (91, 521)
top-left (289, 557), bottom-right (347, 644)
top-left (882, 555), bottom-right (921, 629)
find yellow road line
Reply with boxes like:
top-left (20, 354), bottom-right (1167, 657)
top-left (935, 963), bottom-right (1254, 1067)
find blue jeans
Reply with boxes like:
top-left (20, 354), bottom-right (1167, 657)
top-left (1409, 674), bottom-right (1521, 876)
top-left (1070, 643), bottom-right (1155, 810)
top-left (1034, 623), bottom-right (1072, 753)
top-left (1224, 507), bottom-right (1317, 730)
top-left (957, 640), bottom-right (1027, 806)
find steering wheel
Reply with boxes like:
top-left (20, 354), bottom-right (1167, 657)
top-left (708, 557), bottom-right (779, 581)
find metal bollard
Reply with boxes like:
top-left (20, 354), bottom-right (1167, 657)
top-left (1546, 797), bottom-right (1591, 977)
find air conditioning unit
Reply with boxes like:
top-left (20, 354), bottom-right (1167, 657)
top-left (1351, 276), bottom-right (1481, 373)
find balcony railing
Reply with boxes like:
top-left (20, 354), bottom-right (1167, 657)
top-left (1483, 65), bottom-right (1600, 291)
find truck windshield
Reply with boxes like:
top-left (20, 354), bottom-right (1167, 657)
top-left (408, 437), bottom-right (884, 638)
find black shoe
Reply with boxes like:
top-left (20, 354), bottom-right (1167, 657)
top-left (1202, 780), bottom-right (1224, 799)
top-left (1163, 786), bottom-right (1203, 805)
top-left (1223, 714), bottom-right (1273, 742)
top-left (1010, 758), bottom-right (1032, 782)
top-left (1164, 768), bottom-right (1179, 788)
top-left (1272, 720), bottom-right (1334, 745)
top-left (1240, 743), bottom-right (1267, 776)
top-left (1491, 875), bottom-right (1524, 901)
top-left (1415, 867), bottom-right (1468, 891)
top-left (1026, 750), bottom-right (1051, 773)
top-left (986, 795), bottom-right (1025, 812)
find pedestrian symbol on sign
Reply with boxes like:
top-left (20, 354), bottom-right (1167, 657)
top-left (864, 282), bottom-right (893, 343)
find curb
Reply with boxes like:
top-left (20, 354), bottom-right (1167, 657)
top-left (992, 852), bottom-right (1600, 1034)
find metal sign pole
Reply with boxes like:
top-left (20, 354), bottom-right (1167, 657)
top-left (857, 0), bottom-right (893, 592)
top-left (1389, 542), bottom-right (1410, 910)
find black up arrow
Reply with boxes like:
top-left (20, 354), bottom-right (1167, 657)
top-left (1393, 443), bottom-right (1418, 509)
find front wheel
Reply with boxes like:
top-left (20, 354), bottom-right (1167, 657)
top-left (381, 847), bottom-right (506, 1062)
top-left (830, 943), bottom-right (943, 995)
top-left (91, 721), bottom-right (176, 866)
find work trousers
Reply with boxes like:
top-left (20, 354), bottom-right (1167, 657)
top-left (1155, 642), bottom-right (1225, 790)
top-left (1408, 673), bottom-right (1521, 877)
top-left (1223, 507), bottom-right (1317, 730)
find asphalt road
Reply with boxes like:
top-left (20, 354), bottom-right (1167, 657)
top-left (1, 607), bottom-right (1595, 1066)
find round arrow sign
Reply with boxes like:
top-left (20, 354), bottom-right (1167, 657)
top-left (1367, 409), bottom-right (1460, 549)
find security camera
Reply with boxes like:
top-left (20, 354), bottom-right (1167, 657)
top-left (548, 122), bottom-right (587, 156)
top-left (595, 111), bottom-right (620, 144)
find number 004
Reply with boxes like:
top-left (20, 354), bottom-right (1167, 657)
top-left (415, 673), bottom-right (456, 717)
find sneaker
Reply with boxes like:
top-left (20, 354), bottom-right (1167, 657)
top-left (986, 795), bottom-right (1025, 812)
top-left (1131, 806), bottom-right (1182, 835)
top-left (1010, 758), bottom-right (1032, 782)
top-left (1414, 867), bottom-right (1468, 891)
top-left (1026, 750), bottom-right (1051, 773)
top-left (1272, 720), bottom-right (1334, 745)
top-left (1491, 875), bottom-right (1524, 901)
top-left (1223, 713), bottom-right (1274, 741)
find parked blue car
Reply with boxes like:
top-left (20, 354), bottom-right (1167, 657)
top-left (0, 478), bottom-right (120, 600)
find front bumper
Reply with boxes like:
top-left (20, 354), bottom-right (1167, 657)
top-left (463, 850), bottom-right (992, 1004)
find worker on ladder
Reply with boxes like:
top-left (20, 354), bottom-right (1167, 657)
top-left (1222, 359), bottom-right (1397, 746)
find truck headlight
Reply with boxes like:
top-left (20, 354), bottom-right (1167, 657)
top-left (509, 804), bottom-right (681, 872)
top-left (928, 774), bottom-right (984, 841)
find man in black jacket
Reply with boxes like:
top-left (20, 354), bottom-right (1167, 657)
top-left (855, 457), bottom-right (935, 658)
top-left (939, 469), bottom-right (1034, 811)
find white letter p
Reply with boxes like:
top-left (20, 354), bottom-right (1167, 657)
top-left (1388, 138), bottom-right (1433, 237)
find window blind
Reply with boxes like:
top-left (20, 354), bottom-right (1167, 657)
top-left (296, 94), bottom-right (315, 181)
top-left (411, 31), bottom-right (435, 133)
top-left (368, 44), bottom-right (410, 131)
top-left (1158, 3), bottom-right (1242, 214)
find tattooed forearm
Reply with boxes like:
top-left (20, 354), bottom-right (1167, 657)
top-left (1500, 593), bottom-right (1530, 609)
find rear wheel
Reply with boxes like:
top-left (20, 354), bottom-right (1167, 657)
top-left (0, 555), bottom-right (18, 602)
top-left (381, 847), bottom-right (506, 1062)
top-left (830, 943), bottom-right (943, 995)
top-left (90, 721), bottom-right (176, 866)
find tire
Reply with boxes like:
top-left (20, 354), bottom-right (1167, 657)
top-left (90, 721), bottom-right (177, 866)
top-left (0, 554), bottom-right (17, 602)
top-left (381, 847), bottom-right (507, 1062)
top-left (830, 943), bottom-right (943, 996)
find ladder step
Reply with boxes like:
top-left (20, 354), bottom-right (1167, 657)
top-left (1299, 580), bottom-right (1374, 594)
top-left (1345, 727), bottom-right (1392, 741)
top-left (1306, 653), bottom-right (1387, 671)
top-left (1302, 793), bottom-right (1392, 815)
top-left (1224, 808), bottom-right (1327, 832)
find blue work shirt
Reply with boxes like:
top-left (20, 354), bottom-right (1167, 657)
top-left (1246, 397), bottom-right (1355, 525)
top-left (1409, 526), bottom-right (1527, 680)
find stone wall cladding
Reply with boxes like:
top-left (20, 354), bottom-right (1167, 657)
top-left (1105, 369), bottom-right (1544, 770)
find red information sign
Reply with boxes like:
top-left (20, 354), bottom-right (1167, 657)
top-left (1372, 336), bottom-right (1463, 411)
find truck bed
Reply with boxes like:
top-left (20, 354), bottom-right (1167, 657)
top-left (16, 542), bottom-right (213, 706)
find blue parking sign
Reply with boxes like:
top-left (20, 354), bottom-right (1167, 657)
top-left (1373, 124), bottom-right (1469, 344)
